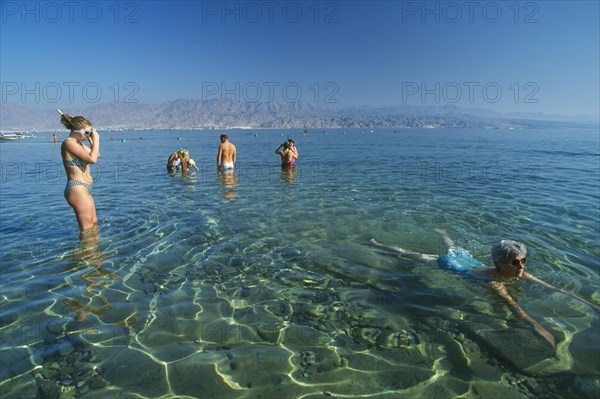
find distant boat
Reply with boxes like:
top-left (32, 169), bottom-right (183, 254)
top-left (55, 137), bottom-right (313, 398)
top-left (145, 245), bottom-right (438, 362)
top-left (0, 133), bottom-right (19, 141)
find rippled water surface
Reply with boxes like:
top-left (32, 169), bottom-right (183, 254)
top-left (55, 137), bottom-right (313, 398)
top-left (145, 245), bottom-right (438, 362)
top-left (1, 128), bottom-right (599, 398)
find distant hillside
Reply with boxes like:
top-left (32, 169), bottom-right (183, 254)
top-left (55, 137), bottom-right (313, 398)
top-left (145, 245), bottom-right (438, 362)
top-left (1, 100), bottom-right (597, 132)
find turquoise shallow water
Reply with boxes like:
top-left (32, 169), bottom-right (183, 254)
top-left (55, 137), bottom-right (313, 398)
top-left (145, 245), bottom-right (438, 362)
top-left (1, 128), bottom-right (599, 398)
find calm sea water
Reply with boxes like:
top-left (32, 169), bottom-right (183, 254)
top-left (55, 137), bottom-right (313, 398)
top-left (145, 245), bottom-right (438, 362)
top-left (1, 128), bottom-right (599, 398)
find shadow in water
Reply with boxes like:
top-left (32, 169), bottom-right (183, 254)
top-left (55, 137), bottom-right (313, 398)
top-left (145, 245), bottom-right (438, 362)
top-left (218, 169), bottom-right (238, 200)
top-left (63, 226), bottom-right (119, 323)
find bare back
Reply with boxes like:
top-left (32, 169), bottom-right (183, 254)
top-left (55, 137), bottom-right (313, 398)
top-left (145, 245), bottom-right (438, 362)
top-left (278, 149), bottom-right (294, 165)
top-left (218, 141), bottom-right (236, 164)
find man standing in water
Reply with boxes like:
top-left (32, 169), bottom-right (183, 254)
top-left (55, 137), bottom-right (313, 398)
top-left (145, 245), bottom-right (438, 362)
top-left (217, 134), bottom-right (236, 170)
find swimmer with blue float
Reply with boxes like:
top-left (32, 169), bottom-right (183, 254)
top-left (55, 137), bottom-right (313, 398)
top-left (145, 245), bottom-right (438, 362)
top-left (370, 229), bottom-right (600, 348)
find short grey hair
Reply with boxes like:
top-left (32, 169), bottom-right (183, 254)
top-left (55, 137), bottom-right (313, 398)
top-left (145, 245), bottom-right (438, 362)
top-left (491, 240), bottom-right (527, 265)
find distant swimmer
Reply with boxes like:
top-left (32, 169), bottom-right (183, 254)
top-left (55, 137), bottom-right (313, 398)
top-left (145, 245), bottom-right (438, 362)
top-left (58, 109), bottom-right (100, 233)
top-left (370, 229), bottom-right (600, 348)
top-left (217, 134), bottom-right (236, 170)
top-left (52, 134), bottom-right (59, 143)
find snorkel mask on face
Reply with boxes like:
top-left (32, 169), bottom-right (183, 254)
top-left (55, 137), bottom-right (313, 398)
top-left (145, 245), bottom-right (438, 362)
top-left (75, 129), bottom-right (93, 137)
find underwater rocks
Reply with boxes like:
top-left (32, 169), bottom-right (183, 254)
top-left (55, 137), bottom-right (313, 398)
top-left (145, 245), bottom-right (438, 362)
top-left (32, 338), bottom-right (108, 399)
top-left (472, 328), bottom-right (568, 376)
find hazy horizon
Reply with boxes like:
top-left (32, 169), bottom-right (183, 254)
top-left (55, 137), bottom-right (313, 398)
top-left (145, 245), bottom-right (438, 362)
top-left (2, 99), bottom-right (599, 122)
top-left (1, 1), bottom-right (599, 116)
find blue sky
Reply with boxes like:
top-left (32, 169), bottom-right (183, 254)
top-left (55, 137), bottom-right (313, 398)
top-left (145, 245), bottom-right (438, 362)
top-left (1, 0), bottom-right (598, 116)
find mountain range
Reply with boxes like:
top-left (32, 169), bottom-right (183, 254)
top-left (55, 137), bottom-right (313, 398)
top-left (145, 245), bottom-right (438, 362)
top-left (1, 100), bottom-right (597, 132)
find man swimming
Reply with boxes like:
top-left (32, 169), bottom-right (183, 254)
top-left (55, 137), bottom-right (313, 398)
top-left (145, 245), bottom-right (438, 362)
top-left (217, 134), bottom-right (236, 170)
top-left (370, 229), bottom-right (600, 348)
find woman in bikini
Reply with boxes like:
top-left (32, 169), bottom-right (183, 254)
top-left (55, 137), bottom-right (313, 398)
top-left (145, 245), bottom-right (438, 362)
top-left (59, 110), bottom-right (100, 232)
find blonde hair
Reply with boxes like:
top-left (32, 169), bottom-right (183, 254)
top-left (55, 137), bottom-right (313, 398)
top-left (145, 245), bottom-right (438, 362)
top-left (60, 113), bottom-right (92, 131)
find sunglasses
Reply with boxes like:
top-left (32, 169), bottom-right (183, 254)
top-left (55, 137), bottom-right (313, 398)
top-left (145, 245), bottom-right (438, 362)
top-left (75, 130), bottom-right (93, 136)
top-left (510, 257), bottom-right (527, 267)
